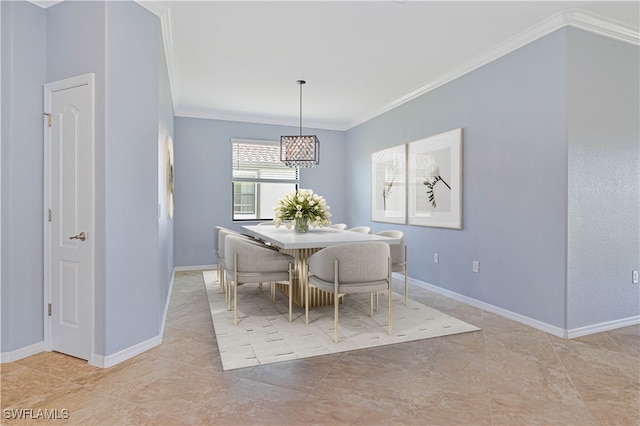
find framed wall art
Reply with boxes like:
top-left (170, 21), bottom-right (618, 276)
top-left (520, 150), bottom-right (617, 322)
top-left (371, 144), bottom-right (406, 224)
top-left (408, 128), bottom-right (462, 229)
top-left (166, 135), bottom-right (175, 219)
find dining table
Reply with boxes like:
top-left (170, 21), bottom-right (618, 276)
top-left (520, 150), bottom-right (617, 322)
top-left (242, 224), bottom-right (401, 308)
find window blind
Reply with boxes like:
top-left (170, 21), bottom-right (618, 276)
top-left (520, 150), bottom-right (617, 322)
top-left (232, 139), bottom-right (298, 182)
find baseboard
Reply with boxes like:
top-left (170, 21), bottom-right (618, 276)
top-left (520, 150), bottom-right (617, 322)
top-left (4, 269), bottom-right (178, 367)
top-left (174, 264), bottom-right (216, 272)
top-left (408, 276), bottom-right (640, 339)
top-left (89, 270), bottom-right (178, 368)
top-left (567, 316), bottom-right (640, 339)
top-left (0, 341), bottom-right (46, 363)
top-left (1, 337), bottom-right (162, 367)
top-left (408, 276), bottom-right (569, 338)
top-left (90, 334), bottom-right (162, 368)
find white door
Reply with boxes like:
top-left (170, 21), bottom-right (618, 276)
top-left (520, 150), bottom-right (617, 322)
top-left (45, 75), bottom-right (94, 361)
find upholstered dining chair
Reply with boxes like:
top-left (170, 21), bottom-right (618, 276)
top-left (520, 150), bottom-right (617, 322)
top-left (347, 226), bottom-right (371, 233)
top-left (329, 223), bottom-right (348, 230)
top-left (306, 242), bottom-right (392, 342)
top-left (375, 230), bottom-right (408, 305)
top-left (215, 226), bottom-right (237, 291)
top-left (217, 228), bottom-right (253, 308)
top-left (225, 235), bottom-right (295, 325)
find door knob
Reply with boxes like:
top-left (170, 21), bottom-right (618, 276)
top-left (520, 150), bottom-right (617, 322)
top-left (69, 232), bottom-right (87, 241)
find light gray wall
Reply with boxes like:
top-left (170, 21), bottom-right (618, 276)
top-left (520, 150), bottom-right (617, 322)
top-left (158, 31), bottom-right (175, 320)
top-left (346, 27), bottom-right (639, 331)
top-left (48, 1), bottom-right (170, 356)
top-left (346, 29), bottom-right (570, 328)
top-left (0, 1), bottom-right (46, 352)
top-left (173, 117), bottom-right (346, 267)
top-left (103, 1), bottom-right (163, 355)
top-left (1, 0), bottom-right (173, 358)
top-left (566, 30), bottom-right (640, 328)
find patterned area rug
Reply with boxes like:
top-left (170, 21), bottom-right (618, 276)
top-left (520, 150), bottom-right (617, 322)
top-left (204, 271), bottom-right (480, 370)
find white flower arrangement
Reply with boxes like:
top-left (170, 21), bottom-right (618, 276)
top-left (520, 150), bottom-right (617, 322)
top-left (273, 189), bottom-right (332, 229)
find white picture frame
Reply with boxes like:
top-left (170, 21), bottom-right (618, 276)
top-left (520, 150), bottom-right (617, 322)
top-left (408, 128), bottom-right (463, 229)
top-left (371, 144), bottom-right (406, 224)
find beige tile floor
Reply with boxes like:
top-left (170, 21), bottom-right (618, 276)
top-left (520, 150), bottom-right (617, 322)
top-left (2, 270), bottom-right (638, 425)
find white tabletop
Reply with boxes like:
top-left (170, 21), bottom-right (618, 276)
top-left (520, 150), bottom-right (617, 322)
top-left (242, 225), bottom-right (400, 249)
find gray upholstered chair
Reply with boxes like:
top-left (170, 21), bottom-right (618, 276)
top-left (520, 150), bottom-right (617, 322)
top-left (329, 223), bottom-right (348, 230)
top-left (376, 230), bottom-right (408, 305)
top-left (215, 226), bottom-right (244, 289)
top-left (217, 228), bottom-right (253, 308)
top-left (225, 235), bottom-right (295, 325)
top-left (347, 226), bottom-right (371, 233)
top-left (306, 242), bottom-right (392, 342)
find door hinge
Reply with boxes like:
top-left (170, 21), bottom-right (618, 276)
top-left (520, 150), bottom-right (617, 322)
top-left (48, 303), bottom-right (52, 316)
top-left (44, 113), bottom-right (52, 128)
top-left (48, 209), bottom-right (52, 222)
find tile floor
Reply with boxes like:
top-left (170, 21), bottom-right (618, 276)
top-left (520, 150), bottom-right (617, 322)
top-left (1, 270), bottom-right (638, 425)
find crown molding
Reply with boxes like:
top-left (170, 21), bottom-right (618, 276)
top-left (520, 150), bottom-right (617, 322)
top-left (346, 9), bottom-right (640, 130)
top-left (174, 109), bottom-right (346, 132)
top-left (569, 10), bottom-right (640, 46)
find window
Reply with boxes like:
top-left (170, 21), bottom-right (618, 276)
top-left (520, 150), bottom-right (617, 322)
top-left (232, 139), bottom-right (298, 220)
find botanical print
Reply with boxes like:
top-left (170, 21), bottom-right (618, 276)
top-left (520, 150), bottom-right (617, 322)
top-left (371, 145), bottom-right (406, 224)
top-left (412, 147), bottom-right (452, 212)
top-left (408, 129), bottom-right (462, 229)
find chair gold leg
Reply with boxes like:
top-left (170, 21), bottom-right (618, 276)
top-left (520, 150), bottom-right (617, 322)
top-left (305, 265), bottom-right (310, 325)
top-left (289, 286), bottom-right (293, 322)
top-left (219, 265), bottom-right (227, 306)
top-left (404, 271), bottom-right (408, 305)
top-left (288, 264), bottom-right (293, 322)
top-left (233, 281), bottom-right (238, 326)
top-left (388, 257), bottom-right (393, 335)
top-left (227, 278), bottom-right (232, 310)
top-left (334, 259), bottom-right (339, 343)
top-left (404, 245), bottom-right (408, 305)
top-left (233, 253), bottom-right (238, 325)
top-left (370, 293), bottom-right (373, 317)
top-left (334, 294), bottom-right (339, 343)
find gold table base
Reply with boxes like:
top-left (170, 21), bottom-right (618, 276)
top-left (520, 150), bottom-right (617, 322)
top-left (277, 247), bottom-right (341, 308)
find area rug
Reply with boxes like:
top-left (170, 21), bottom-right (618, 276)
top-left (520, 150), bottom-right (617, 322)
top-left (204, 270), bottom-right (480, 370)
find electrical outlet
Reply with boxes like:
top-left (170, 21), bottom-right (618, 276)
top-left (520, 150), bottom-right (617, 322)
top-left (434, 253), bottom-right (439, 264)
top-left (633, 270), bottom-right (639, 284)
top-left (472, 261), bottom-right (480, 273)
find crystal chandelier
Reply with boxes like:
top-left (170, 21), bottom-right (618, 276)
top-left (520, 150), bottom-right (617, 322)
top-left (281, 80), bottom-right (320, 168)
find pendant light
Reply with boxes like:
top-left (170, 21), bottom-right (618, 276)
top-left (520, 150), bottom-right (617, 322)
top-left (281, 80), bottom-right (320, 168)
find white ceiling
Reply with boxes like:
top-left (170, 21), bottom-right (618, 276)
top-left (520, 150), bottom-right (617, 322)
top-left (36, 1), bottom-right (640, 131)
